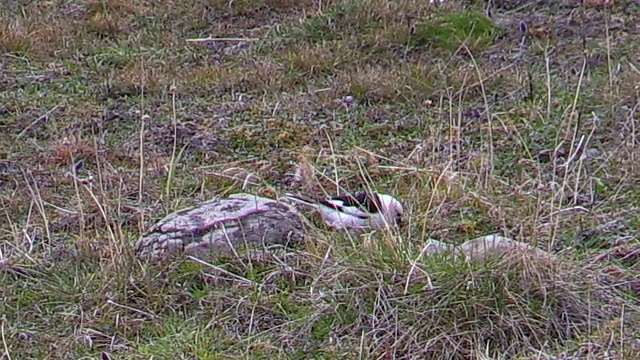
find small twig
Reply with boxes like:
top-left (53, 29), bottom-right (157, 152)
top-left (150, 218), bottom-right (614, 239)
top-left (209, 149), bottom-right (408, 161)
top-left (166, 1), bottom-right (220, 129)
top-left (16, 103), bottom-right (62, 140)
top-left (165, 83), bottom-right (179, 202)
top-left (322, 130), bottom-right (338, 195)
top-left (23, 170), bottom-right (52, 248)
top-left (628, 60), bottom-right (640, 75)
top-left (588, 245), bottom-right (640, 265)
top-left (376, 165), bottom-right (420, 172)
top-left (78, 181), bottom-right (119, 251)
top-left (106, 300), bottom-right (156, 319)
top-left (21, 229), bottom-right (34, 254)
top-left (187, 255), bottom-right (256, 286)
top-left (186, 37), bottom-right (259, 43)
top-left (220, 223), bottom-right (242, 260)
top-left (137, 108), bottom-right (148, 205)
top-left (549, 206), bottom-right (589, 217)
top-left (558, 134), bottom-right (586, 168)
top-left (628, 100), bottom-right (639, 165)
top-left (271, 101), bottom-right (280, 117)
top-left (484, 0), bottom-right (493, 17)
top-left (353, 146), bottom-right (398, 165)
top-left (41, 200), bottom-right (77, 214)
top-left (241, 173), bottom-right (256, 190)
top-left (1, 319), bottom-right (11, 360)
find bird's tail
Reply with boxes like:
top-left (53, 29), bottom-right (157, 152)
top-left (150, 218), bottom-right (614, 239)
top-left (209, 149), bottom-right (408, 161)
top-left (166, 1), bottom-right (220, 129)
top-left (284, 193), bottom-right (320, 209)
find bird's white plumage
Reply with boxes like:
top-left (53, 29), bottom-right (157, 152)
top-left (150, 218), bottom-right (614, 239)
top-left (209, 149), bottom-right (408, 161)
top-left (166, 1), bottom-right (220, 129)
top-left (284, 192), bottom-right (404, 234)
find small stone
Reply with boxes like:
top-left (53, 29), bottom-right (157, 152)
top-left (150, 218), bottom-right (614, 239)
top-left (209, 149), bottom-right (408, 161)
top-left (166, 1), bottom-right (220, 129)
top-left (583, 148), bottom-right (600, 160)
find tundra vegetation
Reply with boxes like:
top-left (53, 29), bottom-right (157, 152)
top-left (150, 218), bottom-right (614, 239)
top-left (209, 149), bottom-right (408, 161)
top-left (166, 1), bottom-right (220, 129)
top-left (1, 0), bottom-right (639, 359)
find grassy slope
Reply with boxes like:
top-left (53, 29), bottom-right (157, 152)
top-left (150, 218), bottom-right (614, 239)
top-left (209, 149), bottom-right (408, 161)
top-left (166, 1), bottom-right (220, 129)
top-left (1, 0), bottom-right (639, 359)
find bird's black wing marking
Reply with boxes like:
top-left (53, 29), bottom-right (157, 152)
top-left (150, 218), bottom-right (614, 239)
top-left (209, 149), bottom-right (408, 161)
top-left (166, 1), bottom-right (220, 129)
top-left (312, 194), bottom-right (367, 220)
top-left (328, 192), bottom-right (382, 214)
top-left (316, 197), bottom-right (346, 212)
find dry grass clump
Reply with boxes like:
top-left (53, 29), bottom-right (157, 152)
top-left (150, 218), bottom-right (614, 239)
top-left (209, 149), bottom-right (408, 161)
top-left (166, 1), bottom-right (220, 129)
top-left (0, 20), bottom-right (32, 56)
top-left (291, 240), bottom-right (630, 359)
top-left (129, 236), bottom-right (636, 359)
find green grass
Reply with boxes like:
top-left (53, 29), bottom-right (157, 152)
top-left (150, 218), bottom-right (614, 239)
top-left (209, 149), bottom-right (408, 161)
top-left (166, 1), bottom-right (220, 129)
top-left (409, 10), bottom-right (498, 51)
top-left (1, 0), bottom-right (639, 358)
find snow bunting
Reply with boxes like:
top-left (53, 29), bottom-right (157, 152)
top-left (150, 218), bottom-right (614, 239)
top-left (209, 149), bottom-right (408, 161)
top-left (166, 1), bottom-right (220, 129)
top-left (284, 191), bottom-right (404, 234)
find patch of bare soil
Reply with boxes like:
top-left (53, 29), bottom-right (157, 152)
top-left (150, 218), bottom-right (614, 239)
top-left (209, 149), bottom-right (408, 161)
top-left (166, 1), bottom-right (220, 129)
top-left (487, 0), bottom-right (639, 67)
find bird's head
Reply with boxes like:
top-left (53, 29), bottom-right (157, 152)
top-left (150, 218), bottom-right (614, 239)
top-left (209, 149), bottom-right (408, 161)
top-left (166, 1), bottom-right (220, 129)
top-left (376, 193), bottom-right (404, 227)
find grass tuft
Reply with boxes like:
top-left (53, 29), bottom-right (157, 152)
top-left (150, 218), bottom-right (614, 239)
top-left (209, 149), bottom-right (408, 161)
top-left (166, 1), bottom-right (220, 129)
top-left (409, 11), bottom-right (499, 53)
top-left (0, 20), bottom-right (32, 57)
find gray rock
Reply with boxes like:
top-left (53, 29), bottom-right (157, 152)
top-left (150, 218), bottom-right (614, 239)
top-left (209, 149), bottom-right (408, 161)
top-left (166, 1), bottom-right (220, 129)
top-left (420, 234), bottom-right (554, 263)
top-left (458, 234), bottom-right (551, 262)
top-left (135, 193), bottom-right (309, 261)
top-left (421, 238), bottom-right (457, 256)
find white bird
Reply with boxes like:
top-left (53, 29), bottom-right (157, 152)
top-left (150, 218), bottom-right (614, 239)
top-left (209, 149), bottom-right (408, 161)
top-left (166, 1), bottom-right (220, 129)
top-left (284, 191), bottom-right (404, 234)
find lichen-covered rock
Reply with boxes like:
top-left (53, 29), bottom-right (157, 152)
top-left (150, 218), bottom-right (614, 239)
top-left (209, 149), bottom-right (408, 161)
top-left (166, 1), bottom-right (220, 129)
top-left (420, 238), bottom-right (457, 256)
top-left (135, 193), bottom-right (309, 261)
top-left (458, 234), bottom-right (552, 262)
top-left (418, 234), bottom-right (555, 263)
